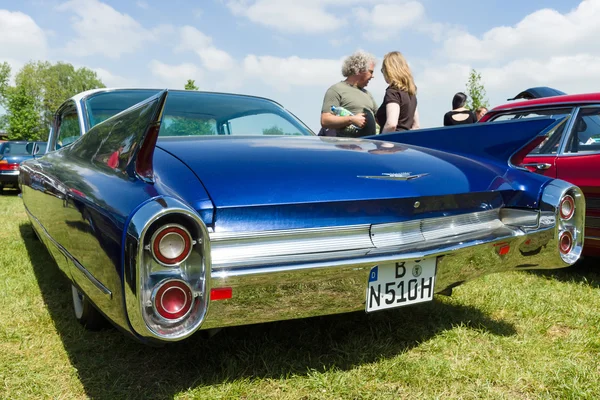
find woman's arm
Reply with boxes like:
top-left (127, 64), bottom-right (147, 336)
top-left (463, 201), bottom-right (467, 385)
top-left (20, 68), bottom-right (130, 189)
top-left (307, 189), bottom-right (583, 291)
top-left (381, 103), bottom-right (400, 133)
top-left (411, 108), bottom-right (420, 129)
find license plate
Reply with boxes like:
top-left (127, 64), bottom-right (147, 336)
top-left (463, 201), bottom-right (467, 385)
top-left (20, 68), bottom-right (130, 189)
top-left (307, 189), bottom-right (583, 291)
top-left (366, 259), bottom-right (436, 312)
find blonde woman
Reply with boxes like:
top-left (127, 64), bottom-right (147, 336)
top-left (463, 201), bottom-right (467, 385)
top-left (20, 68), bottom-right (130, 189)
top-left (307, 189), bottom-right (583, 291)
top-left (376, 51), bottom-right (419, 133)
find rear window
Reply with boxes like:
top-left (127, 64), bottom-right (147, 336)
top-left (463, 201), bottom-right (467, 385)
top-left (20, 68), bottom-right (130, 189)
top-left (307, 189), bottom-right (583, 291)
top-left (0, 142), bottom-right (29, 156)
top-left (85, 90), bottom-right (314, 137)
top-left (489, 108), bottom-right (573, 155)
top-left (85, 90), bottom-right (161, 128)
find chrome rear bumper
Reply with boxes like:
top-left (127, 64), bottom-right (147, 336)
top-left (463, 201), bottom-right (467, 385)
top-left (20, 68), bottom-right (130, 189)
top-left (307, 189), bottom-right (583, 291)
top-left (200, 180), bottom-right (584, 330)
top-left (201, 224), bottom-right (564, 329)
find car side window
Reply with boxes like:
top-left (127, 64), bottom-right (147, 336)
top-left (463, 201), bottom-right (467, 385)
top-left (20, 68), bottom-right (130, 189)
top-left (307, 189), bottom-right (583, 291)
top-left (227, 113), bottom-right (306, 136)
top-left (489, 107), bottom-right (573, 155)
top-left (55, 105), bottom-right (81, 150)
top-left (565, 107), bottom-right (600, 153)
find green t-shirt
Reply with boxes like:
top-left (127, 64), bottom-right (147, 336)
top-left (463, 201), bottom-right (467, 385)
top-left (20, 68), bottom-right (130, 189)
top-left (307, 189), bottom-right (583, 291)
top-left (321, 81), bottom-right (378, 116)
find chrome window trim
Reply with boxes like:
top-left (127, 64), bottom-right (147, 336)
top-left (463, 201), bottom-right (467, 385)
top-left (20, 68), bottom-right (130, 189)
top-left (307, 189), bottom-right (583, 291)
top-left (557, 106), bottom-right (581, 155)
top-left (491, 101), bottom-right (599, 114)
top-left (489, 107), bottom-right (578, 158)
top-left (560, 105), bottom-right (600, 156)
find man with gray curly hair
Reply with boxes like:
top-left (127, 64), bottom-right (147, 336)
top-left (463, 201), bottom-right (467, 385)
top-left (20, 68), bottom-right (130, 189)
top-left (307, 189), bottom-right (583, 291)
top-left (320, 50), bottom-right (378, 137)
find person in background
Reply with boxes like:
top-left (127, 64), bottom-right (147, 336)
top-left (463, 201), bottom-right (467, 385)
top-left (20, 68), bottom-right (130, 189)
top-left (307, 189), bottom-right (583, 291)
top-left (320, 50), bottom-right (378, 137)
top-left (376, 51), bottom-right (418, 133)
top-left (443, 92), bottom-right (477, 126)
top-left (475, 106), bottom-right (488, 121)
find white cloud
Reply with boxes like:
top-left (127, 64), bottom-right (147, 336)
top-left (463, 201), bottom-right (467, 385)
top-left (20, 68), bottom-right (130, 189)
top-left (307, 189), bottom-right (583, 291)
top-left (0, 10), bottom-right (48, 69)
top-left (242, 55), bottom-right (342, 90)
top-left (93, 67), bottom-right (132, 87)
top-left (149, 60), bottom-right (203, 89)
top-left (226, 0), bottom-right (348, 34)
top-left (443, 0), bottom-right (600, 61)
top-left (175, 26), bottom-right (235, 71)
top-left (353, 1), bottom-right (425, 40)
top-left (136, 0), bottom-right (148, 9)
top-left (57, 0), bottom-right (155, 58)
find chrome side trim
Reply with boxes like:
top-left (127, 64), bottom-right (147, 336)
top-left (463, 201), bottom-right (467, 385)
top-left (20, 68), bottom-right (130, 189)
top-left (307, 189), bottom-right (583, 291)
top-left (585, 236), bottom-right (600, 241)
top-left (23, 205), bottom-right (112, 299)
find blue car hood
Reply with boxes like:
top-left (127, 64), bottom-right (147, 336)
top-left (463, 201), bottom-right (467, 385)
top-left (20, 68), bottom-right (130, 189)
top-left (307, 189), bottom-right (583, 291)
top-left (157, 136), bottom-right (517, 208)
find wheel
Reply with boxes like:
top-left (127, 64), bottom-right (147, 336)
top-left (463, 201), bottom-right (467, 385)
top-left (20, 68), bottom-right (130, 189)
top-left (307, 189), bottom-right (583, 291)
top-left (71, 285), bottom-right (107, 330)
top-left (0, 184), bottom-right (4, 195)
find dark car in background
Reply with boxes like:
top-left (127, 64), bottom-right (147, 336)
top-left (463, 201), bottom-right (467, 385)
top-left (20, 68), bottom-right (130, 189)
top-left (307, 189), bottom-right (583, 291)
top-left (0, 141), bottom-right (46, 193)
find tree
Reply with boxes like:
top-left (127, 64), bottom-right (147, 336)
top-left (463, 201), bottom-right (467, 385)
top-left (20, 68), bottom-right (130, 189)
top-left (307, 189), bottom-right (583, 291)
top-left (465, 69), bottom-right (489, 111)
top-left (0, 61), bottom-right (105, 141)
top-left (262, 125), bottom-right (284, 135)
top-left (184, 79), bottom-right (199, 91)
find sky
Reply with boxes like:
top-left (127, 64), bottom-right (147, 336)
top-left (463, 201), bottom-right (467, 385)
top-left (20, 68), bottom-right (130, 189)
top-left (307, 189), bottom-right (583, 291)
top-left (0, 0), bottom-right (597, 132)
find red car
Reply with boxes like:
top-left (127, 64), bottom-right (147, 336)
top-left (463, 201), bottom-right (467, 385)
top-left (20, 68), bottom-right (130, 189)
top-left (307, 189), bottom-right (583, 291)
top-left (481, 92), bottom-right (600, 256)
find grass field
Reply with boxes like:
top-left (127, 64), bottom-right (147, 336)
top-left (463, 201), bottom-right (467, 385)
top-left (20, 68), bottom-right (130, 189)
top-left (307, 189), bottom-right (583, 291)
top-left (1, 192), bottom-right (600, 399)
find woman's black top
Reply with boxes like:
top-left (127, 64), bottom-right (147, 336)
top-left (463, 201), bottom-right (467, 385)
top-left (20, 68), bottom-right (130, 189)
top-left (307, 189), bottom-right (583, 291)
top-left (443, 110), bottom-right (476, 126)
top-left (376, 86), bottom-right (417, 131)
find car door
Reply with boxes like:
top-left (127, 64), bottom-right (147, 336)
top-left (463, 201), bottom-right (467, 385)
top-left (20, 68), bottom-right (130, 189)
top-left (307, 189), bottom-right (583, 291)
top-left (556, 106), bottom-right (600, 252)
top-left (488, 107), bottom-right (575, 178)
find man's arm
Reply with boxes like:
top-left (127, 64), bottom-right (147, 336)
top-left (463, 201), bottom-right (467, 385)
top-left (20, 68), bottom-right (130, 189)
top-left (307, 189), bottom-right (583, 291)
top-left (321, 112), bottom-right (366, 129)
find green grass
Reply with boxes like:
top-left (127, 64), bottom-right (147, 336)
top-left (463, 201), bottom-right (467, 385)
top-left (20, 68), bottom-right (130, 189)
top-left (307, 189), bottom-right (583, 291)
top-left (1, 193), bottom-right (600, 399)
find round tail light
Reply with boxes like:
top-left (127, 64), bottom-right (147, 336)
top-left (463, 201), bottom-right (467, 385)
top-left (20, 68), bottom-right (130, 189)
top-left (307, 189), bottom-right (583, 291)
top-left (559, 195), bottom-right (575, 220)
top-left (151, 225), bottom-right (192, 266)
top-left (153, 280), bottom-right (193, 320)
top-left (559, 231), bottom-right (573, 255)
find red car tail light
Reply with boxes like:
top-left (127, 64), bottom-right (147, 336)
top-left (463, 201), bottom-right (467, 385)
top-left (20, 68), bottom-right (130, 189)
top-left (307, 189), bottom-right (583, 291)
top-left (559, 195), bottom-right (575, 220)
top-left (0, 160), bottom-right (19, 171)
top-left (559, 231), bottom-right (573, 255)
top-left (150, 225), bottom-right (193, 266)
top-left (152, 279), bottom-right (194, 320)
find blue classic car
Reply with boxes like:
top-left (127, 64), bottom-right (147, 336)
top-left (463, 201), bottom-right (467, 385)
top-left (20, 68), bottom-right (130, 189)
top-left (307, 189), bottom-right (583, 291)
top-left (19, 88), bottom-right (585, 344)
top-left (0, 141), bottom-right (46, 193)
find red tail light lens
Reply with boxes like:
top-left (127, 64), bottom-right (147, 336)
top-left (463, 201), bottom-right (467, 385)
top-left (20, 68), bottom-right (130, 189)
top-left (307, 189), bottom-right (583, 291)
top-left (559, 195), bottom-right (575, 220)
top-left (0, 161), bottom-right (19, 171)
top-left (153, 280), bottom-right (193, 320)
top-left (151, 225), bottom-right (192, 266)
top-left (559, 231), bottom-right (573, 255)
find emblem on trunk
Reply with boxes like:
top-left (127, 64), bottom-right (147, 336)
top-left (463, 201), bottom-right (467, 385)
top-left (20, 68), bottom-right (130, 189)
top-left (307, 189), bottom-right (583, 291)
top-left (357, 172), bottom-right (429, 181)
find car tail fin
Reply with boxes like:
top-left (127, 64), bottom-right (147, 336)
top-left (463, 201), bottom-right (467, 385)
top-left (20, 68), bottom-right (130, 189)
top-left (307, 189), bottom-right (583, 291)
top-left (67, 90), bottom-right (168, 182)
top-left (368, 117), bottom-right (567, 167)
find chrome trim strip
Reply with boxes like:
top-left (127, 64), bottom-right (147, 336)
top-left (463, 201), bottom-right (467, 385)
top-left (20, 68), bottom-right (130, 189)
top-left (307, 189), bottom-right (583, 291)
top-left (24, 205), bottom-right (112, 299)
top-left (209, 209), bottom-right (550, 269)
top-left (585, 236), bottom-right (600, 241)
top-left (210, 209), bottom-right (533, 269)
top-left (211, 225), bottom-right (373, 269)
top-left (557, 107), bottom-right (580, 155)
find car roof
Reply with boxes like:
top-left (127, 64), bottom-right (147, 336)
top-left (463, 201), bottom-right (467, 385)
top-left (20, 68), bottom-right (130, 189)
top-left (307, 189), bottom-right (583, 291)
top-left (492, 92), bottom-right (600, 112)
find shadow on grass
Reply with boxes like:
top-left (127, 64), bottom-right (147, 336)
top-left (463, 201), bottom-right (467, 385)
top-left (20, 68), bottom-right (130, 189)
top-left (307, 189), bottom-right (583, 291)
top-left (530, 256), bottom-right (600, 288)
top-left (20, 223), bottom-right (516, 400)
